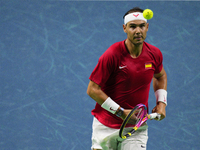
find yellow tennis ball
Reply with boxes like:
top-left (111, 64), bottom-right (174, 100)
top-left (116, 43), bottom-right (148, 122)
top-left (143, 9), bottom-right (153, 20)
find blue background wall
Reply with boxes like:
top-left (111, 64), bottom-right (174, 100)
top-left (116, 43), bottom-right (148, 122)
top-left (0, 1), bottom-right (200, 150)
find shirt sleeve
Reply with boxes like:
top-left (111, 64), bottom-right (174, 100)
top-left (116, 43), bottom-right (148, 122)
top-left (89, 50), bottom-right (116, 87)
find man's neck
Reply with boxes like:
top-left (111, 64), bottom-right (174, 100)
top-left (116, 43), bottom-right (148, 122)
top-left (125, 40), bottom-right (143, 58)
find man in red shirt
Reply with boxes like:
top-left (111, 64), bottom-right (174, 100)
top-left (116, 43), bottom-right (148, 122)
top-left (87, 7), bottom-right (167, 150)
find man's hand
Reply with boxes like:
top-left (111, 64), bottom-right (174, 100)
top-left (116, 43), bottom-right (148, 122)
top-left (120, 109), bottom-right (140, 125)
top-left (152, 102), bottom-right (166, 121)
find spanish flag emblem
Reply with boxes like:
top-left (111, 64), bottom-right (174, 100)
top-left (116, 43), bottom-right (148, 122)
top-left (145, 63), bottom-right (152, 69)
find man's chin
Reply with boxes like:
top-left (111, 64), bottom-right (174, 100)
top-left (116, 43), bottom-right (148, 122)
top-left (134, 41), bottom-right (143, 46)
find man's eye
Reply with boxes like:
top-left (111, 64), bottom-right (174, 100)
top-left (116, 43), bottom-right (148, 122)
top-left (140, 24), bottom-right (145, 28)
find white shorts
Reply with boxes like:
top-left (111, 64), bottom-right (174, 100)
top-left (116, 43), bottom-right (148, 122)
top-left (91, 117), bottom-right (148, 150)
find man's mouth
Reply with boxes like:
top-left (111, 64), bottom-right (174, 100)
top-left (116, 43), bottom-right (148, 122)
top-left (134, 37), bottom-right (142, 40)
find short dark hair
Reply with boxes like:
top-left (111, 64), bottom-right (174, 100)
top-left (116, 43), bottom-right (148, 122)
top-left (123, 7), bottom-right (144, 19)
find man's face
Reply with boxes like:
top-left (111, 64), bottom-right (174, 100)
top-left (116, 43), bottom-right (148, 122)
top-left (123, 20), bottom-right (149, 46)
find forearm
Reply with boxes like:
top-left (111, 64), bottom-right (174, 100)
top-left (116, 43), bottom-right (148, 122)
top-left (151, 68), bottom-right (168, 120)
top-left (153, 67), bottom-right (168, 107)
top-left (87, 81), bottom-right (126, 117)
top-left (153, 74), bottom-right (167, 105)
top-left (87, 81), bottom-right (108, 105)
top-left (153, 72), bottom-right (167, 91)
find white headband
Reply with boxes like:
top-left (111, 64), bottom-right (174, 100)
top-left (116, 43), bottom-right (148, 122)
top-left (124, 12), bottom-right (147, 24)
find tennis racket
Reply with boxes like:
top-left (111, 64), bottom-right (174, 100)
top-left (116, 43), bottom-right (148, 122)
top-left (119, 104), bottom-right (161, 139)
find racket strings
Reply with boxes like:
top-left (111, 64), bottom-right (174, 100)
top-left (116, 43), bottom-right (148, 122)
top-left (119, 104), bottom-right (147, 139)
top-left (135, 107), bottom-right (145, 125)
top-left (126, 107), bottom-right (145, 126)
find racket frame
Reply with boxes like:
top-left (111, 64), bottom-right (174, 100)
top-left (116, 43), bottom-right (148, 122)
top-left (119, 104), bottom-right (147, 139)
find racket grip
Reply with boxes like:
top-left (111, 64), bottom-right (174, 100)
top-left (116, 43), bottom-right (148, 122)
top-left (149, 113), bottom-right (161, 120)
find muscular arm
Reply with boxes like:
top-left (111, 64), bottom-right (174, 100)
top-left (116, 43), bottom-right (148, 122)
top-left (86, 80), bottom-right (108, 105)
top-left (87, 80), bottom-right (131, 120)
top-left (152, 67), bottom-right (168, 120)
top-left (153, 67), bottom-right (167, 91)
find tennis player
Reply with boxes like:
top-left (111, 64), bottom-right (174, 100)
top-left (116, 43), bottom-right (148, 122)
top-left (87, 7), bottom-right (167, 150)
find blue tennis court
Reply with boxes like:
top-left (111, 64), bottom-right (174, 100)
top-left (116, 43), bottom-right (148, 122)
top-left (0, 1), bottom-right (200, 149)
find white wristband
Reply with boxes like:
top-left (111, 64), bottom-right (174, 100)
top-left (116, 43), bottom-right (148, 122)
top-left (155, 89), bottom-right (167, 106)
top-left (101, 97), bottom-right (120, 114)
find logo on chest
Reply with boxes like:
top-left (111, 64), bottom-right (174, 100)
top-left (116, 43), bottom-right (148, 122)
top-left (145, 63), bottom-right (152, 69)
top-left (119, 65), bottom-right (127, 69)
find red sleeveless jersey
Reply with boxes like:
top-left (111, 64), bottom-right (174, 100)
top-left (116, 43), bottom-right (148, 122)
top-left (89, 40), bottom-right (163, 129)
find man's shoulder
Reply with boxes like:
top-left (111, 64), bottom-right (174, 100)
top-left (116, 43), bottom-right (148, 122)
top-left (143, 41), bottom-right (163, 63)
top-left (103, 40), bottom-right (125, 56)
top-left (109, 40), bottom-right (124, 50)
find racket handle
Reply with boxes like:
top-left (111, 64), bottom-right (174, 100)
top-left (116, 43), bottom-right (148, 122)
top-left (149, 113), bottom-right (161, 120)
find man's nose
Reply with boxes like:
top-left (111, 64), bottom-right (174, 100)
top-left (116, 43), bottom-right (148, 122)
top-left (135, 27), bottom-right (141, 34)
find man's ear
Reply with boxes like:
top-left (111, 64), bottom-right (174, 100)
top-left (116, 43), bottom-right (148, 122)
top-left (123, 24), bottom-right (127, 33)
top-left (146, 23), bottom-right (149, 31)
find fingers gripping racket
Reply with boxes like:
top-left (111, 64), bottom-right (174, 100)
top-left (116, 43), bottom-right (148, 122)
top-left (119, 104), bottom-right (161, 139)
